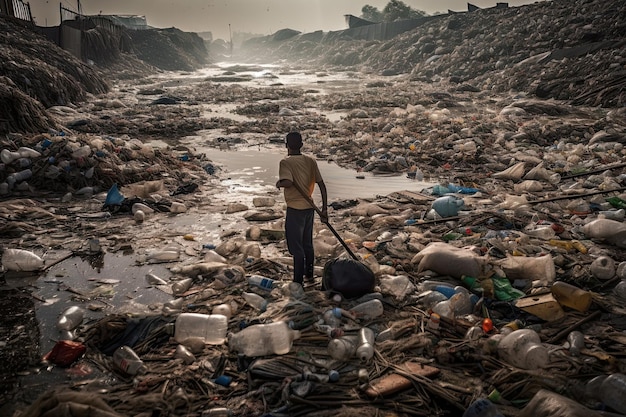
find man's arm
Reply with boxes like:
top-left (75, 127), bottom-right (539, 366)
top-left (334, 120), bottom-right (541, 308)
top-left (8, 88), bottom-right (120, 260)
top-left (276, 179), bottom-right (292, 189)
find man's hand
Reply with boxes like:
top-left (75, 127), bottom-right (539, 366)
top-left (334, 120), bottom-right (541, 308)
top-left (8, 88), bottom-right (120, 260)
top-left (320, 209), bottom-right (329, 224)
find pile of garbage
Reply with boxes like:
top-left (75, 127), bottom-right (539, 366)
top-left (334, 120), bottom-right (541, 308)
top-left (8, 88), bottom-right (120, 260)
top-left (0, 131), bottom-right (208, 198)
top-left (7, 158), bottom-right (626, 416)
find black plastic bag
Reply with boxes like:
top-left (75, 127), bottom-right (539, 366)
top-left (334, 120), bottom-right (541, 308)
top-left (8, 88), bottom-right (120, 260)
top-left (322, 257), bottom-right (375, 299)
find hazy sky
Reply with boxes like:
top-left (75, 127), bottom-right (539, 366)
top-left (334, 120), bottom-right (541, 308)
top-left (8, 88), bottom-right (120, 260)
top-left (29, 0), bottom-right (542, 40)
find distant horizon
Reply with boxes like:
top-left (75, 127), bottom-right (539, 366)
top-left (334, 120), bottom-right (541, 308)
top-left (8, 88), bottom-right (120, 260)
top-left (28, 0), bottom-right (544, 41)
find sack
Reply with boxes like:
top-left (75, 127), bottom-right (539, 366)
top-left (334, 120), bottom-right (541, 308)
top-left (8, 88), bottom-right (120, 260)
top-left (43, 340), bottom-right (86, 366)
top-left (322, 258), bottom-right (375, 299)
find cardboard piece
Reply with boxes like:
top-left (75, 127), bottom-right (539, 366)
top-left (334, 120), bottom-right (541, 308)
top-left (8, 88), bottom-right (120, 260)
top-left (365, 362), bottom-right (440, 397)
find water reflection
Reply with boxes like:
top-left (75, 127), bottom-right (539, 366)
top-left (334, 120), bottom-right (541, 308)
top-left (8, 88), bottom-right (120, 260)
top-left (202, 146), bottom-right (433, 202)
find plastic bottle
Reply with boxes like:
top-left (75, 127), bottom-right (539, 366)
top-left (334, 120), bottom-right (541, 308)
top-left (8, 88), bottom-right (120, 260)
top-left (599, 373), bottom-right (626, 414)
top-left (228, 321), bottom-right (300, 357)
top-left (242, 291), bottom-right (267, 312)
top-left (462, 398), bottom-right (504, 417)
top-left (112, 345), bottom-right (147, 375)
top-left (590, 256), bottom-right (615, 280)
top-left (356, 327), bottom-right (375, 362)
top-left (132, 202), bottom-right (154, 214)
top-left (134, 210), bottom-right (145, 223)
top-left (145, 273), bottom-right (168, 286)
top-left (550, 281), bottom-right (592, 312)
top-left (248, 274), bottom-right (277, 292)
top-left (174, 344), bottom-right (196, 364)
top-left (328, 335), bottom-right (358, 361)
top-left (1, 149), bottom-right (21, 164)
top-left (566, 330), bottom-right (585, 356)
top-left (432, 195), bottom-right (464, 217)
top-left (202, 408), bottom-right (233, 417)
top-left (412, 290), bottom-right (448, 310)
top-left (497, 329), bottom-right (549, 370)
top-left (170, 201), bottom-right (187, 213)
top-left (57, 306), bottom-right (85, 331)
top-left (172, 278), bottom-right (193, 295)
top-left (174, 313), bottom-right (228, 345)
top-left (1, 248), bottom-right (45, 271)
top-left (349, 299), bottom-right (384, 320)
top-left (146, 249), bottom-right (180, 263)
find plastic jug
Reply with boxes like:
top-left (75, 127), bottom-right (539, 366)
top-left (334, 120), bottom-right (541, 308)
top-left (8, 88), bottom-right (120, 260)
top-left (432, 195), bottom-right (464, 218)
top-left (228, 321), bottom-right (300, 357)
top-left (113, 345), bottom-right (147, 375)
top-left (497, 329), bottom-right (548, 370)
top-left (550, 281), bottom-right (592, 312)
top-left (1, 248), bottom-right (44, 271)
top-left (349, 299), bottom-right (384, 320)
top-left (174, 313), bottom-right (228, 345)
top-left (600, 373), bottom-right (626, 414)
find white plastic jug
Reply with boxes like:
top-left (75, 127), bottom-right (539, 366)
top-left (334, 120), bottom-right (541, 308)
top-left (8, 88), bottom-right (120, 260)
top-left (432, 195), bottom-right (465, 217)
top-left (174, 313), bottom-right (228, 345)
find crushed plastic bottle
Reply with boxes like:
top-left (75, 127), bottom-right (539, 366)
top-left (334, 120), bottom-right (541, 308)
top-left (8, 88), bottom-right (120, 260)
top-left (57, 306), bottom-right (85, 331)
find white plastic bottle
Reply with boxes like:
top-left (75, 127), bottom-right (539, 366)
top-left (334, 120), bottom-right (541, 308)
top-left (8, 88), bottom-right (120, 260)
top-left (356, 327), bottom-right (375, 362)
top-left (1, 248), bottom-right (44, 271)
top-left (57, 306), bottom-right (85, 331)
top-left (113, 345), bottom-right (147, 375)
top-left (174, 313), bottom-right (228, 345)
top-left (228, 321), bottom-right (300, 357)
top-left (497, 329), bottom-right (549, 370)
top-left (349, 299), bottom-right (384, 320)
top-left (248, 274), bottom-right (277, 291)
top-left (242, 291), bottom-right (268, 312)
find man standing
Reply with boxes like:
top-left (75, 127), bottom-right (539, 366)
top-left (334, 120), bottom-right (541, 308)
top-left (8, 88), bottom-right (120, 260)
top-left (276, 132), bottom-right (328, 285)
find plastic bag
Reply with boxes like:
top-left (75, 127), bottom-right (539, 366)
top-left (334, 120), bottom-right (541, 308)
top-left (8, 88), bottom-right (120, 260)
top-left (105, 183), bottom-right (124, 205)
top-left (322, 258), bottom-right (375, 299)
top-left (43, 340), bottom-right (86, 366)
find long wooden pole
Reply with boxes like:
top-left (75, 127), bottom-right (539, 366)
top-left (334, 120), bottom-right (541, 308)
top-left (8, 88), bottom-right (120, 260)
top-left (291, 181), bottom-right (358, 261)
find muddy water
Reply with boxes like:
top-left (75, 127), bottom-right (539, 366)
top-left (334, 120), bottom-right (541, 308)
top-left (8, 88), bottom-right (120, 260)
top-left (201, 146), bottom-right (432, 203)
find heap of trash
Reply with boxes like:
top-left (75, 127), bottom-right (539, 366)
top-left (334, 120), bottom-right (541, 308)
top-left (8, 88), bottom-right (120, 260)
top-left (5, 144), bottom-right (626, 416)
